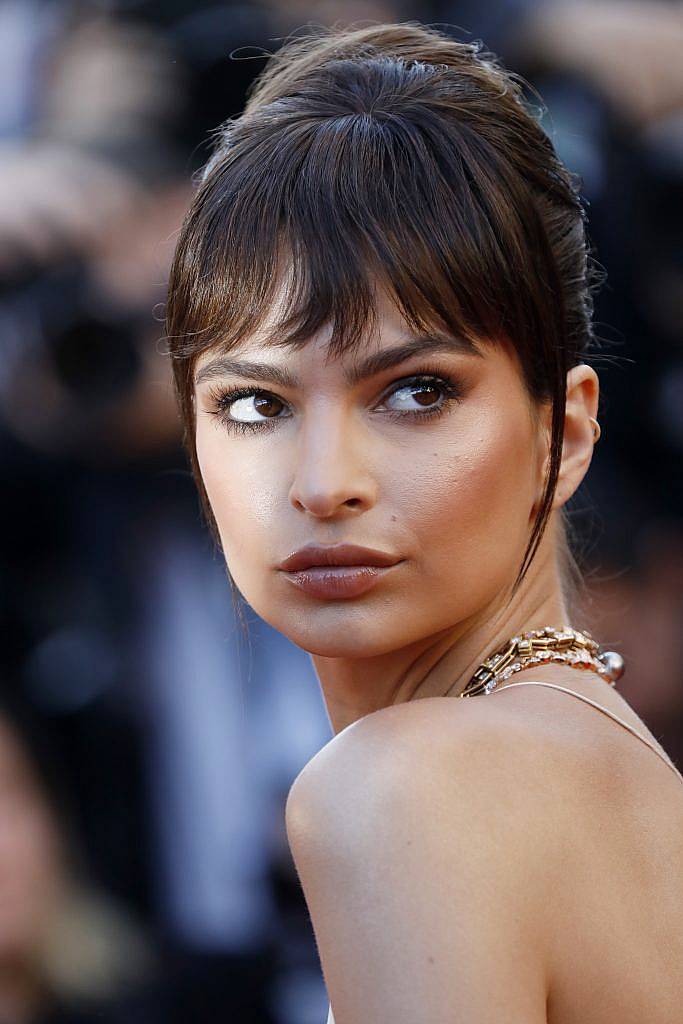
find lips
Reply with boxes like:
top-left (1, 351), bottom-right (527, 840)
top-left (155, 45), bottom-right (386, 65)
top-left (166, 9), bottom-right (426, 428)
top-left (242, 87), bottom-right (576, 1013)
top-left (278, 543), bottom-right (401, 572)
top-left (278, 544), bottom-right (403, 600)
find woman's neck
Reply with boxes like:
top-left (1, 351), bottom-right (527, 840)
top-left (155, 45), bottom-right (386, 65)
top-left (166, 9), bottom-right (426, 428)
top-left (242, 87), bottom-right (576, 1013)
top-left (312, 536), bottom-right (571, 735)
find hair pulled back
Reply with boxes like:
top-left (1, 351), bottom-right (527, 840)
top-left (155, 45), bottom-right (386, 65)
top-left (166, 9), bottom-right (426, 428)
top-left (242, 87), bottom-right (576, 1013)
top-left (166, 22), bottom-right (603, 590)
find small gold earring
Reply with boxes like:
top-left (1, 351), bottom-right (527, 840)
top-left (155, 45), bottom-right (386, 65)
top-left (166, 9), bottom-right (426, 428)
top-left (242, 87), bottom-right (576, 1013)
top-left (589, 416), bottom-right (601, 443)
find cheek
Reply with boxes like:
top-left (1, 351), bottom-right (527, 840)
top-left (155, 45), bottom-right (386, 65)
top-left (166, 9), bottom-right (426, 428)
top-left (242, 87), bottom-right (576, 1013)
top-left (195, 424), bottom-right (283, 564)
top-left (395, 403), bottom-right (536, 579)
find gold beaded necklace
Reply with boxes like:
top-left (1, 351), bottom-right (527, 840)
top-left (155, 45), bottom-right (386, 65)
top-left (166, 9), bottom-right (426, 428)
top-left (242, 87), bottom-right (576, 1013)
top-left (459, 626), bottom-right (625, 698)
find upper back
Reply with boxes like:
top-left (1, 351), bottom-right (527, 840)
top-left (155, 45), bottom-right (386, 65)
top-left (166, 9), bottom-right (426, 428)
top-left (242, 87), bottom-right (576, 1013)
top-left (471, 680), bottom-right (683, 1024)
top-left (294, 680), bottom-right (683, 1024)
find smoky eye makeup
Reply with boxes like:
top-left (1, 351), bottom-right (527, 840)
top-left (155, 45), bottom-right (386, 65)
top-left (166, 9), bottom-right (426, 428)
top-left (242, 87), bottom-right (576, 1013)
top-left (200, 364), bottom-right (467, 436)
top-left (203, 383), bottom-right (290, 434)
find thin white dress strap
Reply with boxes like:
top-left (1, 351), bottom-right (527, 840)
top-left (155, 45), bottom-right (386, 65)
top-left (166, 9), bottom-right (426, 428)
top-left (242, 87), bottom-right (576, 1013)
top-left (488, 681), bottom-right (683, 785)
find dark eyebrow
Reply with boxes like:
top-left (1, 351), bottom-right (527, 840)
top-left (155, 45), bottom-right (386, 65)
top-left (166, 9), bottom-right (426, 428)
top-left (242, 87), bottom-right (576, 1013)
top-left (345, 334), bottom-right (482, 386)
top-left (194, 358), bottom-right (298, 389)
top-left (193, 334), bottom-right (482, 389)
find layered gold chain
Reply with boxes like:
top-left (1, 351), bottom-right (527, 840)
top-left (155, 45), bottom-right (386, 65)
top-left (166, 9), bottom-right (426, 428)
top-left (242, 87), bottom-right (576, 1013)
top-left (459, 626), bottom-right (625, 698)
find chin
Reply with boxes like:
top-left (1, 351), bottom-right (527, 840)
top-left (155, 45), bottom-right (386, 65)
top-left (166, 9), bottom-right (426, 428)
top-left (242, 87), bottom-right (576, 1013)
top-left (294, 633), bottom-right (390, 658)
top-left (255, 601), bottom-right (420, 658)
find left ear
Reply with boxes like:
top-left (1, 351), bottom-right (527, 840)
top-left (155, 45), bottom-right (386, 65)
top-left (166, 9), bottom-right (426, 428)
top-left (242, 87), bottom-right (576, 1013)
top-left (552, 363), bottom-right (600, 509)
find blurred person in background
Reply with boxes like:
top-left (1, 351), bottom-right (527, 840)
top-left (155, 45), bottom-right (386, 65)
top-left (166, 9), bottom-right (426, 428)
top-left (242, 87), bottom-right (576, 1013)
top-left (0, 691), bottom-right (158, 1024)
top-left (0, 0), bottom-right (188, 457)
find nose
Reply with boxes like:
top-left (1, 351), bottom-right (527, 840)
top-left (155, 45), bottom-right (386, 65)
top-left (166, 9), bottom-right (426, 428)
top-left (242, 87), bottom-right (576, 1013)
top-left (288, 410), bottom-right (377, 519)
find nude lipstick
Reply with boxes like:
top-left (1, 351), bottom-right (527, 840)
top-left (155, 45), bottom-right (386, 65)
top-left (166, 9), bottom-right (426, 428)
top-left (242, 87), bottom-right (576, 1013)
top-left (278, 543), bottom-right (403, 599)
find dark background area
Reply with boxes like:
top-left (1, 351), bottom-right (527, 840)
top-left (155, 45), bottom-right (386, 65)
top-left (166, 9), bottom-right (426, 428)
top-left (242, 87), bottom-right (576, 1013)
top-left (0, 1), bottom-right (681, 1021)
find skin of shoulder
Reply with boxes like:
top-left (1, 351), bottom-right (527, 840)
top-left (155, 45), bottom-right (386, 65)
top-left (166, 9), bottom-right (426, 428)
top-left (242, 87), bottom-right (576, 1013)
top-left (285, 697), bottom-right (558, 1024)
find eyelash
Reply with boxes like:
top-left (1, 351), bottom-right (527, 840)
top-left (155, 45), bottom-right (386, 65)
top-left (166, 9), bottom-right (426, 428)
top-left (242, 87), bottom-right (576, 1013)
top-left (205, 367), bottom-right (464, 435)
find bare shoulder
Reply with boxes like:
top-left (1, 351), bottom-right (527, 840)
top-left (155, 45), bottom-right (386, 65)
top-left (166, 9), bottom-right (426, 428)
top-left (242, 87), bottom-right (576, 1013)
top-left (286, 692), bottom-right (563, 841)
top-left (284, 696), bottom-right (556, 1022)
top-left (285, 691), bottom-right (683, 1021)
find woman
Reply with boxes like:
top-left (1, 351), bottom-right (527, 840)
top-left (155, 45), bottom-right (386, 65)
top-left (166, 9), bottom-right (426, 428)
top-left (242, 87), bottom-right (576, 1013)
top-left (166, 23), bottom-right (683, 1022)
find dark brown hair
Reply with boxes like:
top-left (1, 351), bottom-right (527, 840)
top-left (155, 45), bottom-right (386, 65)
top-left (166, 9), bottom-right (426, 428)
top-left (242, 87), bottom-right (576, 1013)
top-left (166, 22), bottom-right (603, 593)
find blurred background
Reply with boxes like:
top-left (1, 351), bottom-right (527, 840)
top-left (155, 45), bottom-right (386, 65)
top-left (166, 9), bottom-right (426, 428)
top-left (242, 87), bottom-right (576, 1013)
top-left (0, 0), bottom-right (681, 1021)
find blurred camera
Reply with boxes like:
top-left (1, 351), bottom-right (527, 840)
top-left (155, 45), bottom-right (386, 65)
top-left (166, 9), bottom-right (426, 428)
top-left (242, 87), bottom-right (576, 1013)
top-left (0, 256), bottom-right (142, 406)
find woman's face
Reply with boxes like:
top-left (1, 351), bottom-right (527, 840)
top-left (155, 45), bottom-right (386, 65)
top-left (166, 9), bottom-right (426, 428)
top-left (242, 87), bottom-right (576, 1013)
top-left (194, 285), bottom-right (548, 657)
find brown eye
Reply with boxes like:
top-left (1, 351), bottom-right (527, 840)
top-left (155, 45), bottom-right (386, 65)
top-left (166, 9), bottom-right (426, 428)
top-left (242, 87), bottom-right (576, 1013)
top-left (253, 394), bottom-right (284, 417)
top-left (384, 379), bottom-right (444, 413)
top-left (412, 384), bottom-right (440, 406)
top-left (228, 391), bottom-right (287, 422)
